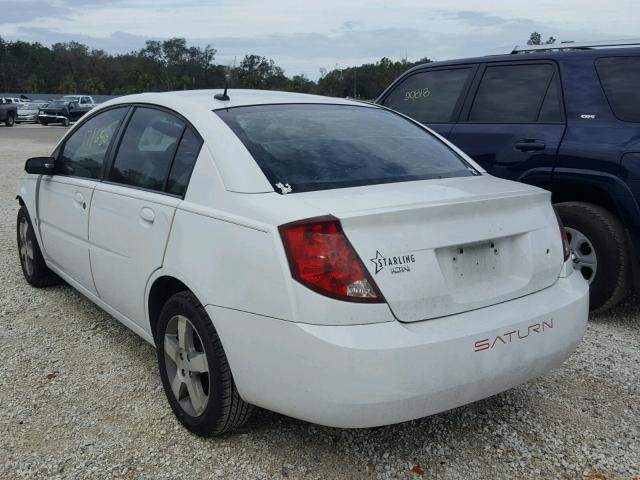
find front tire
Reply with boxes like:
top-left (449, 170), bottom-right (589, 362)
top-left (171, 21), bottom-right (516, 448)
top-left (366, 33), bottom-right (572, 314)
top-left (555, 202), bottom-right (630, 312)
top-left (17, 206), bottom-right (60, 287)
top-left (156, 291), bottom-right (252, 436)
top-left (5, 112), bottom-right (15, 127)
top-left (62, 117), bottom-right (70, 127)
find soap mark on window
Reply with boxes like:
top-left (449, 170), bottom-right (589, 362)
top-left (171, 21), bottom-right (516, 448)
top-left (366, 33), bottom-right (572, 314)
top-left (404, 88), bottom-right (431, 101)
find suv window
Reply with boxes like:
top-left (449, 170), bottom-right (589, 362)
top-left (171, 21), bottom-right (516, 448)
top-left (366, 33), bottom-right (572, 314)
top-left (110, 107), bottom-right (185, 191)
top-left (596, 57), bottom-right (640, 122)
top-left (58, 107), bottom-right (127, 179)
top-left (166, 127), bottom-right (202, 196)
top-left (382, 68), bottom-right (472, 123)
top-left (468, 64), bottom-right (561, 123)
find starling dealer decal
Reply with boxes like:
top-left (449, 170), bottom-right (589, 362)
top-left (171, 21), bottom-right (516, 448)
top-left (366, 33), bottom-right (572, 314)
top-left (370, 250), bottom-right (416, 275)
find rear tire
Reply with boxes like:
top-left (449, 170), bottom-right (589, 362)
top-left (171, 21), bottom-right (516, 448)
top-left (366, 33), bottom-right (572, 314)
top-left (62, 117), bottom-right (70, 127)
top-left (5, 112), bottom-right (15, 127)
top-left (156, 291), bottom-right (252, 436)
top-left (16, 206), bottom-right (60, 287)
top-left (555, 202), bottom-right (630, 312)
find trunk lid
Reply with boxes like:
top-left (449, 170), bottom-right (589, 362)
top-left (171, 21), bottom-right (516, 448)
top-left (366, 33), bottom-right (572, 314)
top-left (293, 176), bottom-right (564, 322)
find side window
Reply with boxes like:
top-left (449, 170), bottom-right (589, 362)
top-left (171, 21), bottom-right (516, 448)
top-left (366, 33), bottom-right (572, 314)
top-left (468, 64), bottom-right (560, 123)
top-left (596, 57), bottom-right (640, 122)
top-left (110, 107), bottom-right (185, 192)
top-left (167, 127), bottom-right (202, 196)
top-left (58, 107), bottom-right (127, 179)
top-left (382, 68), bottom-right (473, 123)
top-left (538, 74), bottom-right (562, 123)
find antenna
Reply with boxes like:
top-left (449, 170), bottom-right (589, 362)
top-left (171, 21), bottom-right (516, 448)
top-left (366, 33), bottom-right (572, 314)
top-left (214, 73), bottom-right (230, 101)
top-left (214, 84), bottom-right (230, 101)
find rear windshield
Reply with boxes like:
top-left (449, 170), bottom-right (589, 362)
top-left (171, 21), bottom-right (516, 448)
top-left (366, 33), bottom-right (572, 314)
top-left (596, 57), bottom-right (640, 122)
top-left (215, 104), bottom-right (475, 193)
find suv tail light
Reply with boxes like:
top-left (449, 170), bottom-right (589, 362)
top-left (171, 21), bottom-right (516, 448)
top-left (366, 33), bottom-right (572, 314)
top-left (554, 209), bottom-right (571, 261)
top-left (279, 216), bottom-right (385, 303)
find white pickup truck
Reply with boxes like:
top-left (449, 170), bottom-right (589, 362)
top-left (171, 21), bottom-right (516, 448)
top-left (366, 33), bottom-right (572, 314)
top-left (61, 95), bottom-right (97, 108)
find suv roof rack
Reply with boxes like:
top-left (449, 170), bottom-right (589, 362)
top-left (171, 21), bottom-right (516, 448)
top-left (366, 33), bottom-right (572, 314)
top-left (487, 39), bottom-right (640, 56)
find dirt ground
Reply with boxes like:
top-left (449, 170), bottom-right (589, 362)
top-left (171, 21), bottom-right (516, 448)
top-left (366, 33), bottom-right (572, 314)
top-left (0, 124), bottom-right (638, 479)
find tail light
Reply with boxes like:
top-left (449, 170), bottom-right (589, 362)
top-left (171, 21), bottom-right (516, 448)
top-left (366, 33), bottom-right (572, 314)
top-left (554, 209), bottom-right (571, 261)
top-left (279, 216), bottom-right (385, 303)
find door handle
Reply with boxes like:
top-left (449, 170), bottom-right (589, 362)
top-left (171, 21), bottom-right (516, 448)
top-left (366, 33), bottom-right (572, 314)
top-left (73, 191), bottom-right (86, 209)
top-left (514, 139), bottom-right (546, 152)
top-left (140, 207), bottom-right (155, 223)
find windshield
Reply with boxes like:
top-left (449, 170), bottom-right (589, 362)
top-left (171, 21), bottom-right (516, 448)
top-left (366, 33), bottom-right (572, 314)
top-left (216, 104), bottom-right (476, 193)
top-left (48, 101), bottom-right (68, 108)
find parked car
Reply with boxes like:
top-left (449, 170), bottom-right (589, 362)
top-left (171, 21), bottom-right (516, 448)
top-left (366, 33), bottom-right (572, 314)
top-left (377, 39), bottom-right (640, 312)
top-left (0, 97), bottom-right (18, 126)
top-left (17, 102), bottom-right (48, 123)
top-left (0, 96), bottom-right (28, 104)
top-left (38, 99), bottom-right (91, 126)
top-left (16, 90), bottom-right (588, 436)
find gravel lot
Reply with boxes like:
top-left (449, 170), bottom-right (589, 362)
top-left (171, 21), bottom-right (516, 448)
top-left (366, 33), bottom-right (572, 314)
top-left (1, 123), bottom-right (639, 480)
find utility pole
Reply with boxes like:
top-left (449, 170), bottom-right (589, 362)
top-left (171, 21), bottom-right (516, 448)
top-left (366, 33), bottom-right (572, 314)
top-left (353, 68), bottom-right (357, 99)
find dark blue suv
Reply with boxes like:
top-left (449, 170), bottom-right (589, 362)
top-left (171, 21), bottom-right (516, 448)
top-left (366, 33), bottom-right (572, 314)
top-left (377, 42), bottom-right (640, 312)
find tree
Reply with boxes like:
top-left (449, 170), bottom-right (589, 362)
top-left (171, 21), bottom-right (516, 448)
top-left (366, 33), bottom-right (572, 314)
top-left (58, 75), bottom-right (77, 94)
top-left (232, 54), bottom-right (288, 90)
top-left (0, 35), bottom-right (435, 99)
top-left (527, 32), bottom-right (557, 46)
top-left (25, 74), bottom-right (44, 93)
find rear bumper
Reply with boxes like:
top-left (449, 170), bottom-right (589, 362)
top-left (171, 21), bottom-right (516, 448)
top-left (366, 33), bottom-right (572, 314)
top-left (208, 272), bottom-right (588, 428)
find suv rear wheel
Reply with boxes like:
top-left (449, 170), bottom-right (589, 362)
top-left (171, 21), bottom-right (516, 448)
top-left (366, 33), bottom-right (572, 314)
top-left (5, 112), bottom-right (15, 127)
top-left (555, 202), bottom-right (630, 312)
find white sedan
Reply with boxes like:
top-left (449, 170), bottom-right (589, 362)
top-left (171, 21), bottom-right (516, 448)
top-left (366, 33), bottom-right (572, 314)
top-left (16, 90), bottom-right (589, 436)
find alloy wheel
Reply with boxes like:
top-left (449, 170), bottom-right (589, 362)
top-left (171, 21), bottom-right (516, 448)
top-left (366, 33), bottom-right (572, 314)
top-left (19, 217), bottom-right (35, 277)
top-left (565, 227), bottom-right (598, 284)
top-left (163, 315), bottom-right (210, 417)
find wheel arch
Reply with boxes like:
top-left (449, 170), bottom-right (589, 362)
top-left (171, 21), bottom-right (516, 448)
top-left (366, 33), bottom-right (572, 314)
top-left (147, 273), bottom-right (195, 343)
top-left (550, 169), bottom-right (640, 291)
top-left (549, 170), bottom-right (639, 232)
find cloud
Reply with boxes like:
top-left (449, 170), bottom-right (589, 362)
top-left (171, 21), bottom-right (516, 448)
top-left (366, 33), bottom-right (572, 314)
top-left (13, 27), bottom-right (147, 52)
top-left (0, 1), bottom-right (71, 24)
top-left (439, 10), bottom-right (522, 27)
top-left (4, 2), bottom-right (638, 79)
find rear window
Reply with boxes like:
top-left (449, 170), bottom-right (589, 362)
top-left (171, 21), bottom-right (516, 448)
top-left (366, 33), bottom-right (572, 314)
top-left (596, 57), bottom-right (640, 122)
top-left (215, 104), bottom-right (475, 193)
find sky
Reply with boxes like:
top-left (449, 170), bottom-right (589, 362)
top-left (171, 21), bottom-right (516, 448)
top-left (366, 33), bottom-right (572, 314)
top-left (2, 0), bottom-right (639, 79)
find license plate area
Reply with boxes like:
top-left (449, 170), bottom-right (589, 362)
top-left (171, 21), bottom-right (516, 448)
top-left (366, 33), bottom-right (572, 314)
top-left (438, 240), bottom-right (503, 287)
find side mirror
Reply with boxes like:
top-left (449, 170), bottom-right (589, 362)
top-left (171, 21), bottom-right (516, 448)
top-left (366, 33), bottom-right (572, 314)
top-left (25, 157), bottom-right (55, 175)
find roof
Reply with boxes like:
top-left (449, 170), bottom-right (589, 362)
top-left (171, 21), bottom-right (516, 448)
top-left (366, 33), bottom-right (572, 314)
top-left (399, 46), bottom-right (640, 76)
top-left (101, 89), bottom-right (372, 113)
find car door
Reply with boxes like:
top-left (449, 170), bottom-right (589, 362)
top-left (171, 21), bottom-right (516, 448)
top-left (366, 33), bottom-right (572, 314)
top-left (448, 61), bottom-right (566, 182)
top-left (89, 106), bottom-right (202, 327)
top-left (379, 65), bottom-right (477, 139)
top-left (37, 107), bottom-right (128, 294)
